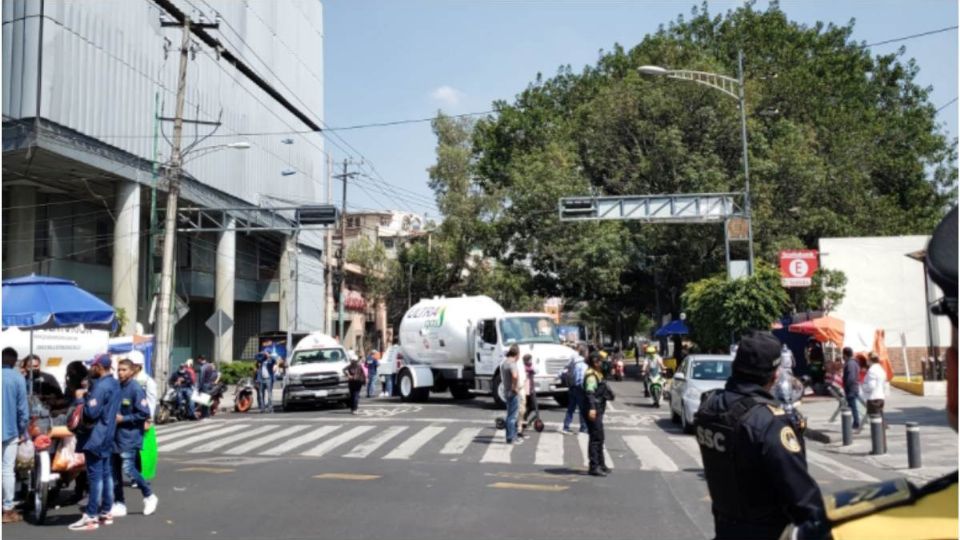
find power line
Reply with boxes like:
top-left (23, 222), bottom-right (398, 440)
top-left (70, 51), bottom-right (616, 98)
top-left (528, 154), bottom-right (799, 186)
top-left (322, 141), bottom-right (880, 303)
top-left (936, 97), bottom-right (958, 113)
top-left (863, 25), bottom-right (958, 48)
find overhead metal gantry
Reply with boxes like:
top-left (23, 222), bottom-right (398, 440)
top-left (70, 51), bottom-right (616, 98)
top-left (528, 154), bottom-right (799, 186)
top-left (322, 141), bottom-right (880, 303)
top-left (558, 193), bottom-right (742, 223)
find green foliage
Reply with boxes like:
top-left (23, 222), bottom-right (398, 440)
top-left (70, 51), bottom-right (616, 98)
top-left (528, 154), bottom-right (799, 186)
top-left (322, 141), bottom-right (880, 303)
top-left (793, 268), bottom-right (848, 313)
top-left (346, 236), bottom-right (397, 310)
top-left (113, 307), bottom-right (128, 337)
top-left (682, 263), bottom-right (791, 351)
top-left (219, 361), bottom-right (255, 385)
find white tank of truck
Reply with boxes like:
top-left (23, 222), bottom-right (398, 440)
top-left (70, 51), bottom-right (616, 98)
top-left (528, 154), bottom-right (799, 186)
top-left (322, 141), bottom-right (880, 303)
top-left (397, 295), bottom-right (573, 406)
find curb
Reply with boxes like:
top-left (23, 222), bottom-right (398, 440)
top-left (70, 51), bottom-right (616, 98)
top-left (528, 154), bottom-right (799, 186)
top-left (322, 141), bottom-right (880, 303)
top-left (805, 428), bottom-right (833, 444)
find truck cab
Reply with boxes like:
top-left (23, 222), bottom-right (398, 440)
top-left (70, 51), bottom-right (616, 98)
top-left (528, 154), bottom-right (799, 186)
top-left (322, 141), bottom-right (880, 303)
top-left (281, 333), bottom-right (350, 410)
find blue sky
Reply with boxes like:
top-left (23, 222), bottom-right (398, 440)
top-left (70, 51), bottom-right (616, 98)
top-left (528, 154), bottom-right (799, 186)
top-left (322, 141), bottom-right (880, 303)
top-left (323, 0), bottom-right (958, 216)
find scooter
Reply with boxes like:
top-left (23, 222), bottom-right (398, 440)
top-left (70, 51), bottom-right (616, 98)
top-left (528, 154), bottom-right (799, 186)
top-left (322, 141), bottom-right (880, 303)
top-left (494, 393), bottom-right (545, 434)
top-left (648, 370), bottom-right (665, 408)
top-left (234, 377), bottom-right (255, 413)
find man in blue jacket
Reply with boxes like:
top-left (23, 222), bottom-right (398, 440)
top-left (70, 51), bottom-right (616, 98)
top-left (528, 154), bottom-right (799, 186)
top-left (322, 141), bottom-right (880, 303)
top-left (254, 352), bottom-right (276, 413)
top-left (69, 354), bottom-right (122, 531)
top-left (111, 359), bottom-right (158, 518)
top-left (2, 347), bottom-right (29, 524)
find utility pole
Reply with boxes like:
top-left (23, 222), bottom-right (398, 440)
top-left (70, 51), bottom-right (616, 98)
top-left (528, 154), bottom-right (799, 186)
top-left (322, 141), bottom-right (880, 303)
top-left (325, 155), bottom-right (334, 336)
top-left (155, 16), bottom-right (217, 396)
top-left (332, 160), bottom-right (359, 342)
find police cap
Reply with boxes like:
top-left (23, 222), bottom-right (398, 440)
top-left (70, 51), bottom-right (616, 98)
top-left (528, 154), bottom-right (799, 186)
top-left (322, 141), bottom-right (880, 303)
top-left (926, 206), bottom-right (957, 326)
top-left (732, 330), bottom-right (782, 382)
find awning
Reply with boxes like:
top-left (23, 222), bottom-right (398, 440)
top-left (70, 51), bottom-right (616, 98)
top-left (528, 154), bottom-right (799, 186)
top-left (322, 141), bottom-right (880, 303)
top-left (654, 319), bottom-right (689, 337)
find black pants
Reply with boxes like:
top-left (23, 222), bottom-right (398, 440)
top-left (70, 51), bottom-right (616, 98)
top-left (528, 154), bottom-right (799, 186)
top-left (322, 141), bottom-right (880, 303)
top-left (587, 412), bottom-right (606, 471)
top-left (348, 382), bottom-right (363, 412)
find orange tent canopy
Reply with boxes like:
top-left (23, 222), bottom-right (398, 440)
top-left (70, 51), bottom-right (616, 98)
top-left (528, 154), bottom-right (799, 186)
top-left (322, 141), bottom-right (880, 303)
top-left (788, 315), bottom-right (845, 346)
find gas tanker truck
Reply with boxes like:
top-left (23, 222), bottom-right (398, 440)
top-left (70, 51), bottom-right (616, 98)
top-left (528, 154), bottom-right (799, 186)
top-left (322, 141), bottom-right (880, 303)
top-left (396, 295), bottom-right (573, 406)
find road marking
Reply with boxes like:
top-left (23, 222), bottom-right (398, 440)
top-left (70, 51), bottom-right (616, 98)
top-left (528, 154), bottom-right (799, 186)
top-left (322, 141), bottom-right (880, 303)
top-left (668, 435), bottom-right (703, 467)
top-left (301, 425), bottom-right (376, 457)
top-left (155, 422), bottom-right (215, 436)
top-left (439, 427), bottom-right (484, 455)
top-left (606, 402), bottom-right (619, 412)
top-left (176, 466), bottom-right (234, 474)
top-left (159, 424), bottom-right (250, 452)
top-left (155, 421), bottom-right (225, 443)
top-left (189, 425), bottom-right (278, 453)
top-left (383, 426), bottom-right (446, 460)
top-left (534, 432), bottom-right (564, 466)
top-left (806, 449), bottom-right (878, 482)
top-left (480, 431), bottom-right (514, 464)
top-left (314, 473), bottom-right (381, 481)
top-left (487, 482), bottom-right (568, 492)
top-left (623, 435), bottom-right (679, 472)
top-left (344, 426), bottom-right (408, 458)
top-left (224, 425), bottom-right (308, 455)
top-left (576, 432), bottom-right (614, 469)
top-left (259, 425), bottom-right (340, 456)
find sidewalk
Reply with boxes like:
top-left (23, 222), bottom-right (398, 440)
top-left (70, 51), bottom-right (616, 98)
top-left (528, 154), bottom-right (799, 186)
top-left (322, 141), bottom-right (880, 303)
top-left (801, 387), bottom-right (957, 483)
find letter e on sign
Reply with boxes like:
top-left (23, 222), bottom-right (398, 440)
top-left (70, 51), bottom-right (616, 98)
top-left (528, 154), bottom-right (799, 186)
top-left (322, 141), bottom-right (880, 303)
top-left (779, 250), bottom-right (819, 288)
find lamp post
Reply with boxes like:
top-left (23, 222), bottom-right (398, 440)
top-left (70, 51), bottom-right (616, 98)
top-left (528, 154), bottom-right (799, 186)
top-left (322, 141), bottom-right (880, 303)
top-left (154, 140), bottom-right (249, 397)
top-left (639, 50), bottom-right (755, 275)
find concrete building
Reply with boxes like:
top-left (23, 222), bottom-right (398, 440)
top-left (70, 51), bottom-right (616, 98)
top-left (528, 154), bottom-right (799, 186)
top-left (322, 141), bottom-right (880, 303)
top-left (819, 235), bottom-right (951, 374)
top-left (2, 0), bottom-right (328, 364)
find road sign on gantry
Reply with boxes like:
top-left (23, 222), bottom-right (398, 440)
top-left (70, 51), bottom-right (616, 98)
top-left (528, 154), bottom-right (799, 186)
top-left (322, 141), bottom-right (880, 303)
top-left (558, 193), bottom-right (741, 223)
top-left (780, 250), bottom-right (818, 287)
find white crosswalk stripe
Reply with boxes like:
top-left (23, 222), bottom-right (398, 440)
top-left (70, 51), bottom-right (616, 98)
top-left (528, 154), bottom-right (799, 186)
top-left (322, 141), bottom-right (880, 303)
top-left (344, 426), bottom-right (409, 458)
top-left (806, 449), bottom-right (878, 482)
top-left (480, 430), bottom-right (514, 464)
top-left (576, 432), bottom-right (614, 469)
top-left (439, 427), bottom-right (483, 456)
top-left (668, 435), bottom-right (703, 467)
top-left (259, 425), bottom-right (340, 456)
top-left (224, 425), bottom-right (309, 455)
top-left (534, 432), bottom-right (564, 466)
top-left (383, 426), bottom-right (445, 460)
top-left (154, 422), bottom-right (213, 437)
top-left (155, 421), bottom-right (225, 443)
top-left (624, 435), bottom-right (679, 472)
top-left (190, 425), bottom-right (279, 454)
top-left (302, 425), bottom-right (376, 457)
top-left (159, 424), bottom-right (250, 452)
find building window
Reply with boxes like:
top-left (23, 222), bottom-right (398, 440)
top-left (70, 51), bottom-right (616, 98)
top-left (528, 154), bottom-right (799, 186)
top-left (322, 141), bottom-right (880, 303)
top-left (379, 216), bottom-right (391, 226)
top-left (381, 238), bottom-right (395, 249)
top-left (346, 217), bottom-right (360, 229)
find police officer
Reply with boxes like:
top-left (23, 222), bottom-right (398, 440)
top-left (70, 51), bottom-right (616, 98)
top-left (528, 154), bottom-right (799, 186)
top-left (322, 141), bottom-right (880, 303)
top-left (584, 351), bottom-right (611, 477)
top-left (783, 206), bottom-right (959, 540)
top-left (696, 330), bottom-right (826, 539)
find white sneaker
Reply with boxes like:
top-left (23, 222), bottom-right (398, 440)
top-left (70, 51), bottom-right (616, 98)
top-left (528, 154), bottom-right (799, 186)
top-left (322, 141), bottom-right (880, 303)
top-left (110, 502), bottom-right (127, 517)
top-left (143, 494), bottom-right (158, 516)
top-left (68, 514), bottom-right (99, 531)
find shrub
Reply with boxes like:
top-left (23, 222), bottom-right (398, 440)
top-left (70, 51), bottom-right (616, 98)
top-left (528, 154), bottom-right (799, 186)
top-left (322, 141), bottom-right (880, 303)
top-left (219, 361), bottom-right (255, 385)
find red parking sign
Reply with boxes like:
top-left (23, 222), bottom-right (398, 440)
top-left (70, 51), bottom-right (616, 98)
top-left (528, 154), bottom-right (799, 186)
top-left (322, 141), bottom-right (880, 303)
top-left (780, 250), bottom-right (818, 287)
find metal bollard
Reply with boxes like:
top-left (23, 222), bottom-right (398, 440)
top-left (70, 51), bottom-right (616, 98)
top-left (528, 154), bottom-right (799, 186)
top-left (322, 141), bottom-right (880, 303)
top-left (906, 422), bottom-right (922, 468)
top-left (869, 414), bottom-right (885, 455)
top-left (841, 407), bottom-right (853, 446)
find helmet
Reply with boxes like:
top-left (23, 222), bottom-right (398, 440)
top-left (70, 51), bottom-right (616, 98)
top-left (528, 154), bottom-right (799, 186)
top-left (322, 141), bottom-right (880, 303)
top-left (645, 345), bottom-right (657, 355)
top-left (599, 351), bottom-right (608, 359)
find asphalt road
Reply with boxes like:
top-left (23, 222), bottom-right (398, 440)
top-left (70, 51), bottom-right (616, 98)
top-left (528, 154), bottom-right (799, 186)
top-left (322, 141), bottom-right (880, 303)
top-left (10, 373), bottom-right (906, 540)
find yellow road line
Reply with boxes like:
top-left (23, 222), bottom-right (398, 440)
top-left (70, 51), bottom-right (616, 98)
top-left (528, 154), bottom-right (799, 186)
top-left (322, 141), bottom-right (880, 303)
top-left (176, 467), bottom-right (234, 474)
top-left (313, 473), bottom-right (381, 481)
top-left (487, 482), bottom-right (569, 492)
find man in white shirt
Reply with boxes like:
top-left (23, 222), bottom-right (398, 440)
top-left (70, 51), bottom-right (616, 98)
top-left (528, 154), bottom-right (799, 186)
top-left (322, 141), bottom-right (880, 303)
top-left (861, 352), bottom-right (888, 431)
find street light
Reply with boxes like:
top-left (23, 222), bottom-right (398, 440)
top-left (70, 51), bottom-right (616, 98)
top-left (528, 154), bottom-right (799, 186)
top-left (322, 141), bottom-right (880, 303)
top-left (639, 50), bottom-right (755, 275)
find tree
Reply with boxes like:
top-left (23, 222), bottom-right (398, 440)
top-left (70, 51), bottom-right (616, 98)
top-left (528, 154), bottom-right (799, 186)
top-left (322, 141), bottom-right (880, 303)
top-left (681, 263), bottom-right (791, 351)
top-left (792, 268), bottom-right (848, 313)
top-left (346, 237), bottom-right (396, 332)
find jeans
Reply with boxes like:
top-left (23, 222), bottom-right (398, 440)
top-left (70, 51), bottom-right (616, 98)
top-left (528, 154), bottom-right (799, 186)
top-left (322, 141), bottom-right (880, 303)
top-left (505, 394), bottom-right (519, 442)
top-left (257, 380), bottom-right (273, 412)
top-left (563, 386), bottom-right (588, 432)
top-left (367, 369), bottom-right (378, 397)
top-left (113, 451), bottom-right (152, 504)
top-left (348, 382), bottom-right (362, 412)
top-left (84, 452), bottom-right (113, 517)
top-left (384, 373), bottom-right (394, 396)
top-left (587, 410), bottom-right (606, 471)
top-left (2, 438), bottom-right (18, 511)
top-left (176, 387), bottom-right (195, 418)
top-left (846, 392), bottom-right (861, 428)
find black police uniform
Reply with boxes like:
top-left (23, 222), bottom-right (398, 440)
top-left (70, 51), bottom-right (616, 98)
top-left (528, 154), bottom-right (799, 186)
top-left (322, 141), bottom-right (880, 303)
top-left (696, 332), bottom-right (826, 540)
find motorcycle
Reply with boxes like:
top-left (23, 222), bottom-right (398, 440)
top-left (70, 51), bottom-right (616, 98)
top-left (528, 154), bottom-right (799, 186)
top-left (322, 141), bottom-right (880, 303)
top-left (234, 377), bottom-right (255, 413)
top-left (156, 386), bottom-right (200, 424)
top-left (648, 369), bottom-right (665, 408)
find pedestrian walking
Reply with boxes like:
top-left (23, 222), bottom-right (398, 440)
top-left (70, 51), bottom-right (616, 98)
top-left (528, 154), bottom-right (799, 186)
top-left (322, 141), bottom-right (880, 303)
top-left (380, 339), bottom-right (399, 397)
top-left (841, 346), bottom-right (861, 431)
top-left (562, 345), bottom-right (588, 434)
top-left (695, 331), bottom-right (826, 539)
top-left (344, 353), bottom-right (366, 415)
top-left (254, 352), bottom-right (277, 413)
top-left (584, 351), bottom-right (611, 476)
top-left (365, 350), bottom-right (380, 398)
top-left (195, 355), bottom-right (219, 418)
top-left (785, 207), bottom-right (959, 539)
top-left (501, 345), bottom-right (521, 444)
top-left (2, 347), bottom-right (29, 524)
top-left (69, 354), bottom-right (123, 531)
top-left (861, 352), bottom-right (888, 430)
top-left (110, 359), bottom-right (158, 518)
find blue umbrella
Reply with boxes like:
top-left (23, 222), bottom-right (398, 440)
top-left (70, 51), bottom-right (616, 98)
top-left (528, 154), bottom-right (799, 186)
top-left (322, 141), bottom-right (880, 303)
top-left (2, 275), bottom-right (116, 330)
top-left (654, 319), bottom-right (689, 338)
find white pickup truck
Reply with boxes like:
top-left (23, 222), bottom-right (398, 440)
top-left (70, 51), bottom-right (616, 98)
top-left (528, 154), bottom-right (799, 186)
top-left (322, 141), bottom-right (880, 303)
top-left (281, 333), bottom-right (351, 410)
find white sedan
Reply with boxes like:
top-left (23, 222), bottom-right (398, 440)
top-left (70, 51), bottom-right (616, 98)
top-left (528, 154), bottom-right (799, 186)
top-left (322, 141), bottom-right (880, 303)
top-left (669, 354), bottom-right (733, 433)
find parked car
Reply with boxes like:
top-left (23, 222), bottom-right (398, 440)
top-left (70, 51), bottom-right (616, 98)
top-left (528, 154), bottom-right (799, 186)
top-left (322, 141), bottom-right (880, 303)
top-left (669, 354), bottom-right (733, 433)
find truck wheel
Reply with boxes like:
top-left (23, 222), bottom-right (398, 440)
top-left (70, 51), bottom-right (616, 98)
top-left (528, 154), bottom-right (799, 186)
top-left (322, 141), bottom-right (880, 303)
top-left (491, 371), bottom-right (506, 407)
top-left (553, 393), bottom-right (569, 407)
top-left (399, 370), bottom-right (428, 402)
top-left (449, 384), bottom-right (474, 400)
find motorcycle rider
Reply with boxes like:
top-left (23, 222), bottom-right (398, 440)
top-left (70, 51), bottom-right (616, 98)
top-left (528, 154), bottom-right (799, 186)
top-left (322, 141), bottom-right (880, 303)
top-left (167, 362), bottom-right (196, 420)
top-left (641, 345), bottom-right (666, 397)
